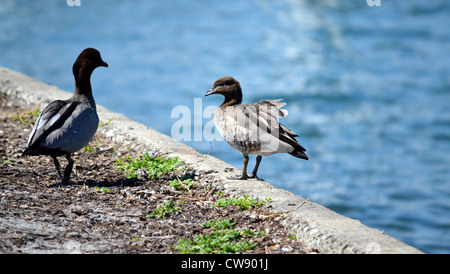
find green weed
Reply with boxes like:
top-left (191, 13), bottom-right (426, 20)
top-left (82, 138), bottom-right (101, 152)
top-left (169, 177), bottom-right (198, 192)
top-left (2, 159), bottom-right (15, 164)
top-left (201, 218), bottom-right (237, 230)
top-left (99, 118), bottom-right (113, 128)
top-left (212, 195), bottom-right (271, 210)
top-left (173, 218), bottom-right (263, 254)
top-left (94, 186), bottom-right (116, 194)
top-left (11, 106), bottom-right (41, 126)
top-left (129, 236), bottom-right (140, 242)
top-left (114, 152), bottom-right (183, 179)
top-left (147, 199), bottom-right (180, 218)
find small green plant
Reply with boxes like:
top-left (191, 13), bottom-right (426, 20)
top-left (82, 138), bottom-right (101, 152)
top-left (129, 236), bottom-right (140, 242)
top-left (169, 177), bottom-right (197, 192)
top-left (99, 118), bottom-right (113, 128)
top-left (201, 219), bottom-right (237, 230)
top-left (115, 152), bottom-right (183, 179)
top-left (147, 199), bottom-right (180, 218)
top-left (11, 106), bottom-right (41, 126)
top-left (2, 159), bottom-right (15, 165)
top-left (212, 195), bottom-right (272, 210)
top-left (94, 186), bottom-right (115, 194)
top-left (82, 143), bottom-right (96, 152)
top-left (173, 218), bottom-right (263, 254)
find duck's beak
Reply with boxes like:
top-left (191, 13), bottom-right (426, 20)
top-left (101, 61), bottom-right (109, 68)
top-left (205, 88), bottom-right (216, 97)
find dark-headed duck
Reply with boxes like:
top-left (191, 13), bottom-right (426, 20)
top-left (205, 76), bottom-right (308, 180)
top-left (23, 48), bottom-right (108, 183)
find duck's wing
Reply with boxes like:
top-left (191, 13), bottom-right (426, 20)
top-left (260, 100), bottom-right (308, 159)
top-left (255, 99), bottom-right (288, 117)
top-left (279, 122), bottom-right (308, 159)
top-left (251, 99), bottom-right (288, 132)
top-left (247, 100), bottom-right (308, 157)
top-left (218, 100), bottom-right (291, 155)
top-left (24, 100), bottom-right (79, 154)
top-left (220, 100), bottom-right (285, 139)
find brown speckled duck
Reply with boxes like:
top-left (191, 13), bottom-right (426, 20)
top-left (205, 76), bottom-right (308, 180)
top-left (23, 48), bottom-right (108, 183)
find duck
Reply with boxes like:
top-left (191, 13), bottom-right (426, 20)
top-left (205, 76), bottom-right (308, 180)
top-left (22, 48), bottom-right (108, 183)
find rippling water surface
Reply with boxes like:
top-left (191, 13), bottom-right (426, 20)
top-left (1, 0), bottom-right (449, 253)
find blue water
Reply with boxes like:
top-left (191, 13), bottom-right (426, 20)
top-left (1, 0), bottom-right (449, 253)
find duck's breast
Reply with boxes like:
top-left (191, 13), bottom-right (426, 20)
top-left (214, 105), bottom-right (260, 155)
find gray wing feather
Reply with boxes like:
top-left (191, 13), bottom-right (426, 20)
top-left (27, 100), bottom-right (73, 147)
top-left (219, 100), bottom-right (295, 155)
top-left (25, 100), bottom-right (99, 154)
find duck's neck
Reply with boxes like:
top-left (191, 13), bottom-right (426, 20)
top-left (220, 90), bottom-right (242, 108)
top-left (220, 98), bottom-right (241, 108)
top-left (73, 70), bottom-right (95, 105)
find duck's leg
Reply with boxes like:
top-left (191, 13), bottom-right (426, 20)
top-left (52, 156), bottom-right (64, 180)
top-left (248, 155), bottom-right (263, 180)
top-left (240, 155), bottom-right (250, 180)
top-left (62, 153), bottom-right (74, 183)
top-left (227, 155), bottom-right (249, 180)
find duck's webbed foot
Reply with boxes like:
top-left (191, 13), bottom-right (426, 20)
top-left (227, 174), bottom-right (250, 180)
top-left (247, 174), bottom-right (263, 181)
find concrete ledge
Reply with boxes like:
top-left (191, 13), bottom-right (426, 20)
top-left (0, 66), bottom-right (423, 254)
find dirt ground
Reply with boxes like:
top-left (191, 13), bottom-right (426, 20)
top-left (0, 94), bottom-right (313, 254)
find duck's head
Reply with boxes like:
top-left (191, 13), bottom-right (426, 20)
top-left (205, 76), bottom-right (242, 106)
top-left (72, 48), bottom-right (108, 80)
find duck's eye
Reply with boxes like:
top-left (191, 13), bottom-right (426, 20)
top-left (218, 81), bottom-right (225, 87)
